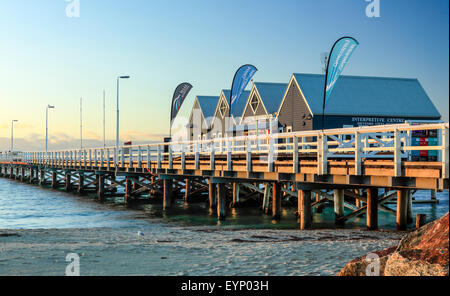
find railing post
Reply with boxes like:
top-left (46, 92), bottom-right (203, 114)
top-left (268, 136), bottom-right (274, 172)
top-left (394, 129), bottom-right (402, 177)
top-left (89, 149), bottom-right (92, 168)
top-left (227, 137), bottom-right (232, 171)
top-left (317, 132), bottom-right (328, 175)
top-left (169, 144), bottom-right (173, 170)
top-left (107, 149), bottom-right (110, 170)
top-left (246, 138), bottom-right (252, 172)
top-left (210, 140), bottom-right (215, 170)
top-left (84, 150), bottom-right (88, 169)
top-left (181, 143), bottom-right (186, 171)
top-left (442, 127), bottom-right (449, 179)
top-left (157, 145), bottom-right (162, 169)
top-left (138, 146), bottom-right (142, 168)
top-left (147, 145), bottom-right (151, 169)
top-left (195, 141), bottom-right (200, 170)
top-left (121, 147), bottom-right (125, 168)
top-left (355, 131), bottom-right (363, 175)
top-left (293, 136), bottom-right (299, 174)
top-left (100, 149), bottom-right (104, 168)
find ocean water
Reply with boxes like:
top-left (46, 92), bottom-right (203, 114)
top-left (0, 178), bottom-right (146, 229)
top-left (0, 177), bottom-right (448, 230)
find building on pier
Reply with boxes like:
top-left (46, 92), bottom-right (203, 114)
top-left (209, 89), bottom-right (250, 138)
top-left (276, 73), bottom-right (441, 132)
top-left (231, 82), bottom-right (288, 136)
top-left (188, 95), bottom-right (220, 141)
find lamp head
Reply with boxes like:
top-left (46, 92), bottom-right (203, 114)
top-left (119, 76), bottom-right (130, 79)
top-left (48, 105), bottom-right (55, 109)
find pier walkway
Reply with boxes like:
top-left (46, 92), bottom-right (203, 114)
top-left (1, 123), bottom-right (448, 230)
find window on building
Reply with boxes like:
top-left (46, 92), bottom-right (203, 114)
top-left (250, 95), bottom-right (259, 113)
top-left (219, 100), bottom-right (227, 118)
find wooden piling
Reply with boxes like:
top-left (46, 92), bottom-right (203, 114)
top-left (262, 183), bottom-right (271, 214)
top-left (125, 178), bottom-right (133, 205)
top-left (431, 189), bottom-right (437, 201)
top-left (396, 189), bottom-right (409, 230)
top-left (51, 171), bottom-right (57, 189)
top-left (208, 181), bottom-right (216, 209)
top-left (232, 183), bottom-right (240, 207)
top-left (367, 188), bottom-right (379, 230)
top-left (355, 189), bottom-right (361, 208)
top-left (217, 183), bottom-right (226, 221)
top-left (20, 167), bottom-right (25, 182)
top-left (184, 179), bottom-right (191, 202)
top-left (65, 173), bottom-right (71, 192)
top-left (272, 182), bottom-right (282, 220)
top-left (163, 179), bottom-right (173, 210)
top-left (416, 214), bottom-right (427, 229)
top-left (97, 175), bottom-right (105, 202)
top-left (298, 189), bottom-right (312, 230)
top-left (334, 189), bottom-right (345, 226)
top-left (29, 168), bottom-right (34, 183)
top-left (77, 173), bottom-right (84, 194)
top-left (39, 169), bottom-right (45, 186)
top-left (407, 190), bottom-right (413, 224)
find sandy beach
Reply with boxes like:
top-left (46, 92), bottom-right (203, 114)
top-left (0, 224), bottom-right (405, 276)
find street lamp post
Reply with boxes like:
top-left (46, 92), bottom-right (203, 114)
top-left (115, 76), bottom-right (130, 166)
top-left (11, 120), bottom-right (18, 152)
top-left (46, 105), bottom-right (55, 152)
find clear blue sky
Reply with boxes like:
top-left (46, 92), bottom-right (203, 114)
top-left (0, 0), bottom-right (448, 151)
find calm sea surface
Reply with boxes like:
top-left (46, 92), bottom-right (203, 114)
top-left (0, 178), bottom-right (448, 230)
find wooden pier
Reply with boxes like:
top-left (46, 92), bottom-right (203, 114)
top-left (1, 123), bottom-right (448, 230)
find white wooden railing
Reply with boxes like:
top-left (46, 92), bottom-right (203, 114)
top-left (1, 123), bottom-right (448, 178)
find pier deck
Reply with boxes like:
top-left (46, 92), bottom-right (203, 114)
top-left (1, 123), bottom-right (448, 230)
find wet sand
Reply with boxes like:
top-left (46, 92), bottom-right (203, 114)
top-left (0, 225), bottom-right (405, 276)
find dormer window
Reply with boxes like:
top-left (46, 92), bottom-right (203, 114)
top-left (250, 95), bottom-right (259, 113)
top-left (219, 100), bottom-right (228, 118)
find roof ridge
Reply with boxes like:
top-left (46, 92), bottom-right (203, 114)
top-left (293, 73), bottom-right (418, 81)
top-left (254, 82), bottom-right (288, 86)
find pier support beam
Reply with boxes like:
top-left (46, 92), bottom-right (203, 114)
top-left (232, 183), bottom-right (240, 208)
top-left (51, 171), bottom-right (58, 189)
top-left (97, 175), bottom-right (105, 202)
top-left (407, 190), bottom-right (413, 224)
top-left (367, 188), bottom-right (379, 230)
top-left (334, 189), bottom-right (345, 226)
top-left (355, 189), bottom-right (361, 208)
top-left (29, 168), bottom-right (34, 183)
top-left (396, 189), bottom-right (409, 230)
top-left (217, 183), bottom-right (226, 221)
top-left (262, 183), bottom-right (271, 214)
top-left (208, 181), bottom-right (216, 209)
top-left (272, 182), bottom-right (282, 220)
top-left (298, 189), bottom-right (312, 230)
top-left (65, 173), bottom-right (71, 192)
top-left (431, 189), bottom-right (437, 201)
top-left (39, 169), bottom-right (45, 186)
top-left (163, 179), bottom-right (173, 210)
top-left (78, 173), bottom-right (84, 194)
top-left (125, 178), bottom-right (133, 206)
top-left (20, 167), bottom-right (25, 182)
top-left (184, 179), bottom-right (191, 202)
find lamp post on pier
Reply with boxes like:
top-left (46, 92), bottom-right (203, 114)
top-left (45, 105), bottom-right (55, 152)
top-left (11, 120), bottom-right (18, 152)
top-left (115, 76), bottom-right (130, 166)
